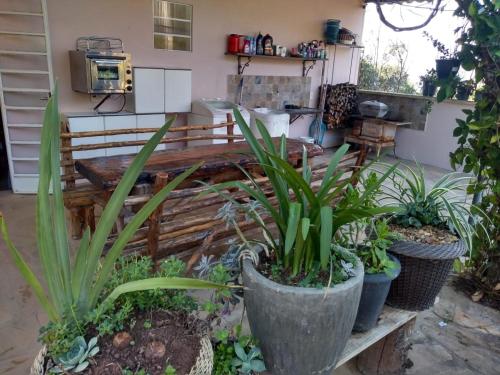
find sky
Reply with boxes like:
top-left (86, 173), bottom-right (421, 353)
top-left (361, 0), bottom-right (470, 87)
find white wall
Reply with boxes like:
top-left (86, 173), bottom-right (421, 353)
top-left (395, 100), bottom-right (474, 170)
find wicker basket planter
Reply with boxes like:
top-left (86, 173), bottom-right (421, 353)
top-left (387, 239), bottom-right (466, 311)
top-left (30, 336), bottom-right (214, 375)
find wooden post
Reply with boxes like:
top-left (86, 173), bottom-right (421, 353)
top-left (147, 172), bottom-right (169, 262)
top-left (356, 317), bottom-right (416, 375)
top-left (227, 113), bottom-right (234, 144)
top-left (351, 143), bottom-right (368, 187)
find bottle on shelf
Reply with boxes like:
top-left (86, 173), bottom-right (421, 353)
top-left (256, 32), bottom-right (264, 55)
top-left (263, 33), bottom-right (273, 56)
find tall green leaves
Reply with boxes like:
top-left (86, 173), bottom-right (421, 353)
top-left (210, 108), bottom-right (396, 276)
top-left (0, 88), bottom-right (222, 323)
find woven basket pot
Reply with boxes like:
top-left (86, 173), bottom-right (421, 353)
top-left (30, 336), bottom-right (213, 375)
top-left (387, 239), bottom-right (466, 311)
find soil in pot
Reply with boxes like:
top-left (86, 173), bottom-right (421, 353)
top-left (87, 310), bottom-right (206, 375)
top-left (388, 224), bottom-right (458, 245)
top-left (242, 255), bottom-right (364, 375)
top-left (436, 58), bottom-right (460, 80)
top-left (353, 254), bottom-right (401, 333)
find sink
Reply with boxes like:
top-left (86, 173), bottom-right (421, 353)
top-left (250, 107), bottom-right (290, 138)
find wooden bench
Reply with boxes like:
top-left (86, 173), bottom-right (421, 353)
top-left (99, 148), bottom-right (366, 266)
top-left (60, 113), bottom-right (240, 239)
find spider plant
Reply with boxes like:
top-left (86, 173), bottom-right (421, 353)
top-left (0, 87), bottom-right (227, 324)
top-left (378, 162), bottom-right (489, 251)
top-left (202, 109), bottom-right (398, 277)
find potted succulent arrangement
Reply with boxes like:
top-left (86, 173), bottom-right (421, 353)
top-left (455, 79), bottom-right (474, 100)
top-left (420, 69), bottom-right (437, 97)
top-left (204, 109), bottom-right (397, 374)
top-left (379, 163), bottom-right (486, 311)
top-left (340, 173), bottom-right (401, 332)
top-left (424, 31), bottom-right (460, 80)
top-left (0, 90), bottom-right (230, 374)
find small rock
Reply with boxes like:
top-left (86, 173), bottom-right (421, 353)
top-left (113, 352), bottom-right (120, 360)
top-left (471, 290), bottom-right (484, 302)
top-left (145, 341), bottom-right (166, 360)
top-left (113, 332), bottom-right (132, 349)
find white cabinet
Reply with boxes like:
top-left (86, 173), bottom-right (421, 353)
top-left (164, 69), bottom-right (192, 113)
top-left (129, 67), bottom-right (192, 114)
top-left (68, 116), bottom-right (106, 159)
top-left (137, 114), bottom-right (166, 151)
top-left (104, 115), bottom-right (138, 156)
top-left (132, 68), bottom-right (165, 114)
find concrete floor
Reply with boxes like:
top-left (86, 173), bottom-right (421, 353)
top-left (0, 155), bottom-right (499, 374)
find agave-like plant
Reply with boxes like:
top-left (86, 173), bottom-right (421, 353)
top-left (0, 87), bottom-right (227, 324)
top-left (201, 109), bottom-right (398, 277)
top-left (378, 162), bottom-right (490, 251)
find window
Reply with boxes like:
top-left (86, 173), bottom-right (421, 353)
top-left (154, 1), bottom-right (192, 51)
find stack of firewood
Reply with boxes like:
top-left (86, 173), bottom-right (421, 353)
top-left (322, 83), bottom-right (357, 129)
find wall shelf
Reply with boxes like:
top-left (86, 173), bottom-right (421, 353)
top-left (224, 52), bottom-right (327, 76)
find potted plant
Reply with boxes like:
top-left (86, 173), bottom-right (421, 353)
top-left (456, 79), bottom-right (474, 100)
top-left (347, 219), bottom-right (401, 332)
top-left (0, 89), bottom-right (229, 374)
top-left (424, 32), bottom-right (460, 80)
top-left (379, 163), bottom-right (486, 311)
top-left (420, 69), bottom-right (437, 97)
top-left (204, 110), bottom-right (397, 374)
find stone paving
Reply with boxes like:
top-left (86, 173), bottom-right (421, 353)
top-left (0, 155), bottom-right (499, 374)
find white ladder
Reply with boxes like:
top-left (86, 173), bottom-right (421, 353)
top-left (0, 0), bottom-right (54, 193)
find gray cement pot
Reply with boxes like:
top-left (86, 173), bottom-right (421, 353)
top-left (242, 259), bottom-right (364, 375)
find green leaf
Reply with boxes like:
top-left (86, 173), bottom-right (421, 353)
top-left (78, 117), bottom-right (176, 315)
top-left (99, 277), bottom-right (230, 313)
top-left (319, 206), bottom-right (333, 269)
top-left (284, 203), bottom-right (301, 256)
top-left (468, 2), bottom-right (478, 16)
top-left (90, 162), bottom-right (202, 307)
top-left (0, 215), bottom-right (57, 320)
top-left (436, 87), bottom-right (448, 102)
top-left (301, 217), bottom-right (311, 239)
top-left (233, 342), bottom-right (247, 361)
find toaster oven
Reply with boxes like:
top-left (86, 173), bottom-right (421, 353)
top-left (69, 37), bottom-right (133, 94)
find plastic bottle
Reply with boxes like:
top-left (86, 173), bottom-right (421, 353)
top-left (256, 33), bottom-right (264, 55)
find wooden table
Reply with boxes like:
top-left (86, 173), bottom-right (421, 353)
top-left (75, 138), bottom-right (323, 191)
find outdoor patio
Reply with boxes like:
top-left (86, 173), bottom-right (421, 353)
top-left (1, 156), bottom-right (499, 375)
top-left (0, 0), bottom-right (498, 374)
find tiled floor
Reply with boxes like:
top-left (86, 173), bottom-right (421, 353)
top-left (0, 153), bottom-right (498, 374)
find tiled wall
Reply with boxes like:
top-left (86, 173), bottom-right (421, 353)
top-left (227, 75), bottom-right (311, 110)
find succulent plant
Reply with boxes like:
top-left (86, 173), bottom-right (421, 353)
top-left (193, 254), bottom-right (219, 279)
top-left (50, 336), bottom-right (99, 373)
top-left (231, 342), bottom-right (266, 374)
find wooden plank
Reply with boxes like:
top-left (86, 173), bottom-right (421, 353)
top-left (75, 138), bottom-right (323, 190)
top-left (335, 306), bottom-right (417, 369)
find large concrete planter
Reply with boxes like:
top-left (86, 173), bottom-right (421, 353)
top-left (242, 258), bottom-right (364, 375)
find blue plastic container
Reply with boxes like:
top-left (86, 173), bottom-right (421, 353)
top-left (325, 19), bottom-right (341, 45)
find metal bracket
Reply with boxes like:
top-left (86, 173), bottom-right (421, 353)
top-left (302, 60), bottom-right (317, 77)
top-left (237, 55), bottom-right (252, 75)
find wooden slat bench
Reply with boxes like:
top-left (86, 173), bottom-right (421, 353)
top-left (60, 113), bottom-right (241, 239)
top-left (99, 149), bottom-right (366, 265)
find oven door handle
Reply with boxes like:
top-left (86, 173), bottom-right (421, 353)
top-left (92, 59), bottom-right (123, 66)
top-left (87, 54), bottom-right (126, 60)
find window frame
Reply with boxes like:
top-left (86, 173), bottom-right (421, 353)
top-left (153, 0), bottom-right (193, 52)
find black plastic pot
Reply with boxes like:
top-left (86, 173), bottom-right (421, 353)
top-left (456, 86), bottom-right (472, 101)
top-left (353, 255), bottom-right (401, 333)
top-left (387, 239), bottom-right (465, 311)
top-left (436, 58), bottom-right (460, 80)
top-left (421, 80), bottom-right (437, 97)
